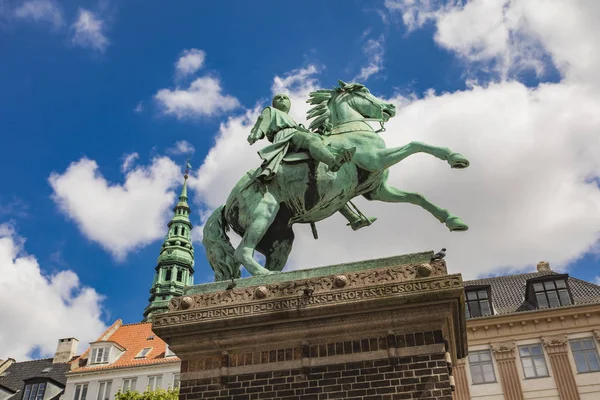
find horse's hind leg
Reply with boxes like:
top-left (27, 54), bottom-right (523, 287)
top-left (259, 225), bottom-right (295, 272)
top-left (234, 191), bottom-right (280, 276)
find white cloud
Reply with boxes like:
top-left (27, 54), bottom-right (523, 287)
top-left (155, 76), bottom-right (240, 119)
top-left (71, 8), bottom-right (108, 52)
top-left (120, 152), bottom-right (139, 173)
top-left (595, 276), bottom-right (600, 286)
top-left (354, 35), bottom-right (385, 81)
top-left (167, 140), bottom-right (196, 155)
top-left (14, 0), bottom-right (63, 28)
top-left (189, 1), bottom-right (600, 280)
top-left (384, 0), bottom-right (600, 82)
top-left (176, 48), bottom-right (206, 77)
top-left (49, 157), bottom-right (181, 260)
top-left (0, 223), bottom-right (106, 360)
top-left (134, 102), bottom-right (143, 113)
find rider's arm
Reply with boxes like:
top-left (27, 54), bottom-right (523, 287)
top-left (247, 108), bottom-right (271, 145)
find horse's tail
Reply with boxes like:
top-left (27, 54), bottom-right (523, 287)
top-left (202, 205), bottom-right (241, 281)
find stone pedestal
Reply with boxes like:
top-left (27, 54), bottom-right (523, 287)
top-left (153, 251), bottom-right (467, 400)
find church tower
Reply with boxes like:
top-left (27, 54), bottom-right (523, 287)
top-left (143, 170), bottom-right (195, 322)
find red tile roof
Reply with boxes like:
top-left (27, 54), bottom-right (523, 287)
top-left (71, 321), bottom-right (179, 373)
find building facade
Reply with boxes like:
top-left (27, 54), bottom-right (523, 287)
top-left (0, 338), bottom-right (78, 400)
top-left (64, 320), bottom-right (180, 400)
top-left (455, 261), bottom-right (600, 400)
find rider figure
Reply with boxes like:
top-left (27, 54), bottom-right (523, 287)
top-left (247, 94), bottom-right (376, 231)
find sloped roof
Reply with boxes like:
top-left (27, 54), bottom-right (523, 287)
top-left (465, 271), bottom-right (600, 317)
top-left (0, 358), bottom-right (71, 400)
top-left (72, 322), bottom-right (179, 373)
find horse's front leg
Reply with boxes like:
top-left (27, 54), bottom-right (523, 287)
top-left (355, 141), bottom-right (469, 172)
top-left (365, 183), bottom-right (469, 231)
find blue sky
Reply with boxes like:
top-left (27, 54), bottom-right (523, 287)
top-left (1, 0), bottom-right (599, 360)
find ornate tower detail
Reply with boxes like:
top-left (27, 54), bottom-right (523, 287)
top-left (143, 169), bottom-right (195, 322)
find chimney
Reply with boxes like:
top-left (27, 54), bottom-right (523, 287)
top-left (53, 338), bottom-right (79, 364)
top-left (537, 261), bottom-right (552, 273)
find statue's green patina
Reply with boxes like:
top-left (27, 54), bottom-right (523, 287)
top-left (202, 80), bottom-right (469, 281)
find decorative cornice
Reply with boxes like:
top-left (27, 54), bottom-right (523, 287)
top-left (167, 261), bottom-right (449, 312)
top-left (491, 341), bottom-right (516, 353)
top-left (542, 335), bottom-right (568, 347)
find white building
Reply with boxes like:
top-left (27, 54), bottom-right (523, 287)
top-left (64, 320), bottom-right (180, 400)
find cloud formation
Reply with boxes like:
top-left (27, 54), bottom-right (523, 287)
top-left (176, 48), bottom-right (206, 77)
top-left (14, 0), bottom-right (63, 28)
top-left (71, 8), bottom-right (108, 52)
top-left (354, 35), bottom-right (385, 81)
top-left (49, 157), bottom-right (181, 260)
top-left (167, 140), bottom-right (196, 155)
top-left (155, 51), bottom-right (239, 119)
top-left (0, 224), bottom-right (106, 360)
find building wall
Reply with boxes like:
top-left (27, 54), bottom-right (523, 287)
top-left (64, 363), bottom-right (180, 400)
top-left (457, 304), bottom-right (600, 400)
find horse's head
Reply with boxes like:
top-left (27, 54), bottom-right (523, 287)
top-left (307, 80), bottom-right (396, 134)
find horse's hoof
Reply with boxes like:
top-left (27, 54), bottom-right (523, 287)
top-left (448, 153), bottom-right (470, 169)
top-left (445, 216), bottom-right (469, 232)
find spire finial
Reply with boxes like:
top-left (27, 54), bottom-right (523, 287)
top-left (184, 155), bottom-right (192, 180)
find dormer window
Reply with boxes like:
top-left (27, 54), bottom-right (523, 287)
top-left (136, 348), bottom-right (152, 358)
top-left (465, 286), bottom-right (493, 318)
top-left (23, 382), bottom-right (46, 400)
top-left (90, 347), bottom-right (109, 364)
top-left (528, 277), bottom-right (572, 309)
top-left (165, 345), bottom-right (176, 357)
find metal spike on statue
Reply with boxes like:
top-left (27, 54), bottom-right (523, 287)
top-left (202, 80), bottom-right (470, 281)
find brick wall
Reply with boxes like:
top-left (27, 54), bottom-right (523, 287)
top-left (180, 354), bottom-right (452, 400)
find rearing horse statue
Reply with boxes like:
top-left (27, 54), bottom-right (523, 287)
top-left (203, 80), bottom-right (470, 281)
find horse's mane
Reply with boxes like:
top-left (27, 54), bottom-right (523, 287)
top-left (306, 89), bottom-right (334, 134)
top-left (306, 81), bottom-right (365, 134)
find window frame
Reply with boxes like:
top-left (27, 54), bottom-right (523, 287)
top-left (518, 344), bottom-right (550, 379)
top-left (526, 276), bottom-right (573, 310)
top-left (73, 383), bottom-right (89, 400)
top-left (147, 375), bottom-right (162, 391)
top-left (172, 374), bottom-right (180, 389)
top-left (135, 348), bottom-right (152, 359)
top-left (570, 338), bottom-right (600, 374)
top-left (121, 378), bottom-right (137, 392)
top-left (90, 347), bottom-right (110, 364)
top-left (96, 381), bottom-right (112, 400)
top-left (468, 349), bottom-right (497, 385)
top-left (465, 286), bottom-right (493, 319)
top-left (23, 382), bottom-right (46, 400)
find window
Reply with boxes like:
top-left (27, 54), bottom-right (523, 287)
top-left (172, 374), bottom-right (180, 389)
top-left (147, 376), bottom-right (162, 390)
top-left (533, 279), bottom-right (571, 309)
top-left (469, 350), bottom-right (496, 384)
top-left (181, 227), bottom-right (185, 236)
top-left (122, 378), bottom-right (137, 392)
top-left (73, 384), bottom-right (88, 400)
top-left (570, 338), bottom-right (600, 373)
top-left (165, 269), bottom-right (172, 281)
top-left (136, 348), bottom-right (152, 358)
top-left (465, 288), bottom-right (492, 318)
top-left (176, 270), bottom-right (183, 282)
top-left (97, 381), bottom-right (112, 400)
top-left (165, 345), bottom-right (176, 357)
top-left (23, 383), bottom-right (46, 400)
top-left (519, 344), bottom-right (549, 378)
top-left (90, 347), bottom-right (109, 364)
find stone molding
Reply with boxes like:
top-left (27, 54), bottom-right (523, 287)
top-left (166, 261), bottom-right (448, 312)
top-left (594, 330), bottom-right (600, 342)
top-left (155, 273), bottom-right (462, 327)
top-left (542, 334), bottom-right (569, 354)
top-left (542, 335), bottom-right (581, 400)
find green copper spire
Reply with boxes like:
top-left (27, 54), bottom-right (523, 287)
top-left (143, 169), bottom-right (195, 322)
